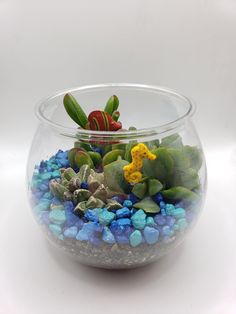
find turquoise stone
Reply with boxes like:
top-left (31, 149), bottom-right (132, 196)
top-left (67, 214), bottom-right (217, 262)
top-left (131, 209), bottom-right (146, 229)
top-left (129, 230), bottom-right (142, 247)
top-left (49, 209), bottom-right (66, 225)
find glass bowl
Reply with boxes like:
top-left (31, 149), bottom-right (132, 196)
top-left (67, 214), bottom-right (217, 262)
top-left (27, 83), bottom-right (207, 269)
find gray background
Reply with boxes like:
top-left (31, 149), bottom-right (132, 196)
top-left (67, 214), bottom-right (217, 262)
top-left (1, 0), bottom-right (236, 313)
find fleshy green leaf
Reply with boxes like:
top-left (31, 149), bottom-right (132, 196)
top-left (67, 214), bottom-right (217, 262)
top-left (124, 142), bottom-right (137, 162)
top-left (183, 145), bottom-right (203, 171)
top-left (104, 95), bottom-right (119, 115)
top-left (102, 149), bottom-right (125, 166)
top-left (134, 197), bottom-right (160, 213)
top-left (161, 133), bottom-right (183, 149)
top-left (162, 186), bottom-right (199, 201)
top-left (143, 147), bottom-right (174, 183)
top-left (167, 148), bottom-right (190, 171)
top-left (170, 168), bottom-right (200, 190)
top-left (148, 179), bottom-right (163, 196)
top-left (63, 93), bottom-right (88, 128)
top-left (74, 151), bottom-right (94, 169)
top-left (104, 159), bottom-right (130, 193)
top-left (88, 151), bottom-right (102, 167)
top-left (132, 182), bottom-right (147, 199)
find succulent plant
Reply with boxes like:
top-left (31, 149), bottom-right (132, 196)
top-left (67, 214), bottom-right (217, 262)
top-left (104, 95), bottom-right (119, 116)
top-left (68, 147), bottom-right (95, 169)
top-left (49, 165), bottom-right (124, 217)
top-left (63, 93), bottom-right (89, 129)
top-left (162, 186), bottom-right (199, 202)
top-left (104, 159), bottom-right (130, 193)
top-left (134, 197), bottom-right (160, 213)
top-left (102, 149), bottom-right (125, 166)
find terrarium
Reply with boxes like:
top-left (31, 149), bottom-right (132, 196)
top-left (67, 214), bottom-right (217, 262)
top-left (27, 83), bottom-right (207, 269)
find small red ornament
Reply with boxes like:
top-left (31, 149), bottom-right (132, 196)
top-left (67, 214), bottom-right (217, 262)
top-left (88, 110), bottom-right (122, 131)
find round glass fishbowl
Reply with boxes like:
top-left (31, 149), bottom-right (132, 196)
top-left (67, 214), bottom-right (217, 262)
top-left (27, 83), bottom-right (207, 269)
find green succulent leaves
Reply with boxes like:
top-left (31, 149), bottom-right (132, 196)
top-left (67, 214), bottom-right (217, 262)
top-left (162, 187), bottom-right (199, 202)
top-left (104, 95), bottom-right (119, 115)
top-left (143, 147), bottom-right (174, 183)
top-left (63, 93), bottom-right (88, 128)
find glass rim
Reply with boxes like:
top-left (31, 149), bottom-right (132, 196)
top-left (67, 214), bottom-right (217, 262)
top-left (35, 83), bottom-right (196, 138)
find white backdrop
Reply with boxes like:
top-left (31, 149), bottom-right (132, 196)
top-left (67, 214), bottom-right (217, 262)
top-left (1, 1), bottom-right (236, 313)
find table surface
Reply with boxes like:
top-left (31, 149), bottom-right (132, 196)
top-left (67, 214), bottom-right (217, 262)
top-left (1, 1), bottom-right (236, 313)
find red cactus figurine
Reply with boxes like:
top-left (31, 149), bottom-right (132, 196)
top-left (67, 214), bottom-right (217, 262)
top-left (87, 110), bottom-right (122, 131)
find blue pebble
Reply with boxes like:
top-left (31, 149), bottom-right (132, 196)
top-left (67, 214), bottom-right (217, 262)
top-left (172, 207), bottom-right (186, 219)
top-left (89, 235), bottom-right (102, 246)
top-left (40, 172), bottom-right (52, 181)
top-left (51, 197), bottom-right (62, 205)
top-left (130, 208), bottom-right (137, 215)
top-left (33, 190), bottom-right (44, 200)
top-left (143, 226), bottom-right (159, 244)
top-left (85, 209), bottom-right (99, 222)
top-left (153, 192), bottom-right (163, 203)
top-left (56, 151), bottom-right (67, 159)
top-left (41, 211), bottom-right (50, 225)
top-left (160, 201), bottom-right (166, 208)
top-left (36, 199), bottom-right (51, 211)
top-left (49, 224), bottom-right (62, 237)
top-left (173, 223), bottom-right (180, 231)
top-left (39, 183), bottom-right (49, 192)
top-left (98, 209), bottom-right (115, 225)
top-left (129, 230), bottom-right (142, 247)
top-left (128, 193), bottom-right (139, 204)
top-left (116, 207), bottom-right (131, 219)
top-left (64, 226), bottom-right (78, 238)
top-left (81, 182), bottom-right (89, 189)
top-left (146, 217), bottom-right (156, 226)
top-left (165, 203), bottom-right (175, 215)
top-left (74, 219), bottom-right (84, 230)
top-left (49, 209), bottom-right (66, 225)
top-left (58, 159), bottom-right (69, 167)
top-left (102, 227), bottom-right (116, 244)
top-left (63, 201), bottom-right (74, 212)
top-left (116, 218), bottom-right (131, 227)
top-left (178, 218), bottom-right (188, 230)
top-left (43, 192), bottom-right (53, 200)
top-left (76, 222), bottom-right (97, 241)
top-left (124, 226), bottom-right (134, 236)
top-left (162, 225), bottom-right (172, 236)
top-left (111, 195), bottom-right (124, 204)
top-left (166, 216), bottom-right (176, 227)
top-left (110, 221), bottom-right (125, 235)
top-left (51, 170), bottom-right (61, 178)
top-left (161, 207), bottom-right (167, 216)
top-left (65, 211), bottom-right (80, 227)
top-left (154, 214), bottom-right (166, 226)
top-left (115, 234), bottom-right (129, 244)
top-left (123, 200), bottom-right (133, 208)
top-left (131, 209), bottom-right (146, 229)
